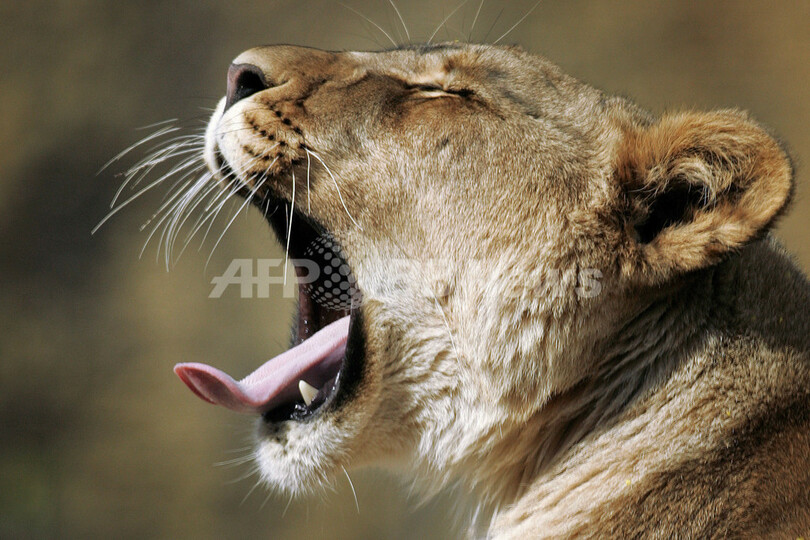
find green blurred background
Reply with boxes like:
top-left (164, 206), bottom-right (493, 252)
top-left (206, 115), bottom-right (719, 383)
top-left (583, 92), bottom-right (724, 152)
top-left (2, 1), bottom-right (809, 538)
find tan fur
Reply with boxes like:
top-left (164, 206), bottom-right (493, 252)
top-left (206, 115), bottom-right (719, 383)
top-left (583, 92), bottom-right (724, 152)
top-left (200, 43), bottom-right (810, 537)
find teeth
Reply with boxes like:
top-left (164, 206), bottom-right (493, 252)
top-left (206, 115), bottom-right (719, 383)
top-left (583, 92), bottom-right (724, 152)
top-left (298, 380), bottom-right (319, 407)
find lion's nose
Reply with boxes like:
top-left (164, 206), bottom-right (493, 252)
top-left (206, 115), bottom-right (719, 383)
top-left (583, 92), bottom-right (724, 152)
top-left (225, 63), bottom-right (269, 111)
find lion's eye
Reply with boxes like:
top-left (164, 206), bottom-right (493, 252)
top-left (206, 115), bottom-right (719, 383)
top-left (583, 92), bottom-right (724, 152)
top-left (411, 84), bottom-right (444, 93)
top-left (404, 83), bottom-right (473, 99)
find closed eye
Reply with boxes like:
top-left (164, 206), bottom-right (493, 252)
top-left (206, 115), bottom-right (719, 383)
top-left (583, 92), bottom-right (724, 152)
top-left (404, 83), bottom-right (473, 99)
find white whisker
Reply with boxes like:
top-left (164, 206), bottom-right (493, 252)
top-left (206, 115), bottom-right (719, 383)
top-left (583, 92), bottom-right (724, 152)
top-left (226, 463), bottom-right (261, 485)
top-left (258, 487), bottom-right (276, 511)
top-left (306, 150), bottom-right (363, 231)
top-left (284, 169), bottom-right (296, 287)
top-left (493, 0), bottom-right (542, 45)
top-left (126, 133), bottom-right (203, 174)
top-left (167, 178), bottom-right (225, 264)
top-left (139, 188), bottom-right (193, 258)
top-left (140, 169), bottom-right (209, 233)
top-left (342, 465), bottom-right (360, 514)
top-left (428, 0), bottom-right (470, 44)
top-left (239, 470), bottom-right (265, 505)
top-left (281, 494), bottom-right (295, 518)
top-left (155, 164), bottom-right (209, 218)
top-left (98, 124), bottom-right (179, 175)
top-left (306, 151), bottom-right (311, 214)
top-left (110, 135), bottom-right (198, 207)
top-left (117, 138), bottom-right (204, 201)
top-left (174, 181), bottom-right (231, 259)
top-left (468, 0), bottom-right (485, 41)
top-left (388, 0), bottom-right (410, 43)
top-left (482, 6), bottom-right (505, 43)
top-left (92, 154), bottom-right (203, 235)
top-left (205, 158), bottom-right (274, 268)
top-left (214, 454), bottom-right (256, 467)
top-left (135, 118), bottom-right (179, 131)
top-left (339, 2), bottom-right (398, 48)
top-left (196, 176), bottom-right (244, 249)
top-left (152, 162), bottom-right (243, 263)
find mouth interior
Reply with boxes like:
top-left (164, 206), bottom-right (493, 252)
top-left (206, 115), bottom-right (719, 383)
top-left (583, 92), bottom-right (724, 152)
top-left (174, 199), bottom-right (360, 423)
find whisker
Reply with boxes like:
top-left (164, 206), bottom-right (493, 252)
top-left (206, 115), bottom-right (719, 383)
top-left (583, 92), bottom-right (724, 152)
top-left (306, 150), bottom-right (363, 231)
top-left (223, 445), bottom-right (254, 454)
top-left (98, 124), bottom-right (179, 175)
top-left (202, 174), bottom-right (240, 213)
top-left (468, 0), bottom-right (485, 41)
top-left (214, 454), bottom-right (257, 467)
top-left (306, 151), bottom-right (311, 214)
top-left (167, 177), bottom-right (225, 264)
top-left (226, 463), bottom-right (262, 486)
top-left (342, 465), bottom-right (360, 514)
top-left (341, 30), bottom-right (387, 49)
top-left (339, 2), bottom-right (398, 48)
top-left (139, 172), bottom-right (204, 232)
top-left (119, 137), bottom-right (204, 199)
top-left (136, 118), bottom-right (179, 131)
top-left (240, 472), bottom-right (265, 506)
top-left (92, 154), bottom-right (203, 235)
top-left (201, 155), bottom-right (262, 220)
top-left (154, 167), bottom-right (228, 263)
top-left (127, 132), bottom-right (204, 171)
top-left (482, 6), bottom-right (505, 43)
top-left (196, 176), bottom-right (244, 250)
top-left (160, 177), bottom-right (211, 266)
top-left (284, 168), bottom-right (296, 287)
top-left (388, 0), bottom-right (410, 44)
top-left (258, 486), bottom-right (275, 511)
top-left (428, 0), bottom-right (470, 44)
top-left (282, 494), bottom-right (295, 518)
top-left (108, 135), bottom-right (199, 207)
top-left (493, 0), bottom-right (542, 45)
top-left (205, 159), bottom-right (274, 268)
top-left (139, 181), bottom-right (197, 259)
top-left (155, 161), bottom-right (206, 207)
top-left (174, 182), bottom-right (231, 259)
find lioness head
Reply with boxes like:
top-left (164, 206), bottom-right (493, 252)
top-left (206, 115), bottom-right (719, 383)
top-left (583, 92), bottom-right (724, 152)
top-left (174, 43), bottom-right (792, 507)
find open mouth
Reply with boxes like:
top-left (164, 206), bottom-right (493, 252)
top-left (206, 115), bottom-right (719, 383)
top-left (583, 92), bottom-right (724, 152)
top-left (174, 189), bottom-right (364, 425)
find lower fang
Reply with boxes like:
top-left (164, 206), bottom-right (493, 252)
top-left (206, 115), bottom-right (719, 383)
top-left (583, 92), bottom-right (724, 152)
top-left (299, 380), bottom-right (318, 406)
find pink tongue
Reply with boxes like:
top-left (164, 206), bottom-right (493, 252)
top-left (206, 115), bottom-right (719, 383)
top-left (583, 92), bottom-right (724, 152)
top-left (174, 316), bottom-right (350, 414)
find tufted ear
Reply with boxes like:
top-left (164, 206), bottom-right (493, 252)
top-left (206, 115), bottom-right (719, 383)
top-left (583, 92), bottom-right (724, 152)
top-left (615, 109), bottom-right (793, 282)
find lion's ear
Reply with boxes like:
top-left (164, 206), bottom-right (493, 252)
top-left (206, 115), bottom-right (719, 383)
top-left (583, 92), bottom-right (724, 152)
top-left (616, 109), bottom-right (793, 281)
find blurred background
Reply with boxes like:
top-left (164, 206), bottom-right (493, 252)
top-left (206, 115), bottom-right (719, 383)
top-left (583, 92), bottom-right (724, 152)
top-left (2, 1), bottom-right (809, 538)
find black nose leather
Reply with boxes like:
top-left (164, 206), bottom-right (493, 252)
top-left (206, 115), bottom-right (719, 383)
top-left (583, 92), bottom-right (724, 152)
top-left (225, 63), bottom-right (269, 111)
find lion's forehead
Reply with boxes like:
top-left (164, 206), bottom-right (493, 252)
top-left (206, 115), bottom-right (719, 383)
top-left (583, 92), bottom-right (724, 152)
top-left (348, 43), bottom-right (549, 83)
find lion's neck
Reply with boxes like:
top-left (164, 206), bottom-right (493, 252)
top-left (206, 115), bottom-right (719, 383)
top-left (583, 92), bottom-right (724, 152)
top-left (473, 265), bottom-right (723, 532)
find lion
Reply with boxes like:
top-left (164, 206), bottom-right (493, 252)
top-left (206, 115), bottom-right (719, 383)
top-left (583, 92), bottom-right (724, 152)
top-left (169, 43), bottom-right (810, 537)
